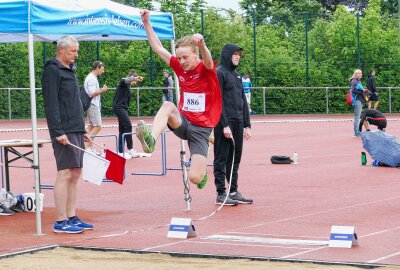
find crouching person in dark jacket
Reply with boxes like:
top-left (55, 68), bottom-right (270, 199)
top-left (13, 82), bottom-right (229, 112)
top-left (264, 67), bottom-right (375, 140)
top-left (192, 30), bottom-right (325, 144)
top-left (213, 43), bottom-right (253, 206)
top-left (359, 109), bottom-right (387, 132)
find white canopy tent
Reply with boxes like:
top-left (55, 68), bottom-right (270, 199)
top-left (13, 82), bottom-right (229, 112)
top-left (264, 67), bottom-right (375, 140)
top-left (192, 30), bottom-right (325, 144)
top-left (0, 0), bottom-right (175, 235)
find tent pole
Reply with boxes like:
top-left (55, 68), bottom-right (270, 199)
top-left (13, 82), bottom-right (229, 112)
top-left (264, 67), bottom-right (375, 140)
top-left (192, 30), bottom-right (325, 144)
top-left (28, 34), bottom-right (44, 236)
top-left (171, 40), bottom-right (191, 212)
top-left (28, 0), bottom-right (44, 236)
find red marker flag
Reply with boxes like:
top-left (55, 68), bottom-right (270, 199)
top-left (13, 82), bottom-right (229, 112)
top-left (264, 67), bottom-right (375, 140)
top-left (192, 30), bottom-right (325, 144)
top-left (105, 149), bottom-right (126, 184)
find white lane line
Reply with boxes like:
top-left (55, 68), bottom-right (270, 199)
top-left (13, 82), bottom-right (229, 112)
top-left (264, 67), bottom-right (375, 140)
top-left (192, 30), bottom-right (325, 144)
top-left (59, 230), bottom-right (133, 246)
top-left (251, 118), bottom-right (400, 124)
top-left (362, 226), bottom-right (400, 263)
top-left (186, 241), bottom-right (313, 250)
top-left (361, 225), bottom-right (400, 238)
top-left (142, 238), bottom-right (315, 252)
top-left (4, 118), bottom-right (399, 133)
top-left (280, 246), bottom-right (329, 259)
top-left (202, 235), bottom-right (328, 246)
top-left (200, 197), bottom-right (400, 259)
top-left (96, 231), bottom-right (129, 238)
top-left (139, 192), bottom-right (400, 257)
top-left (252, 119), bottom-right (352, 123)
top-left (141, 240), bottom-right (189, 251)
top-left (0, 124), bottom-right (118, 133)
top-left (240, 195), bottom-right (400, 230)
top-left (368, 251), bottom-right (400, 263)
top-left (278, 225), bottom-right (400, 259)
top-left (226, 231), bottom-right (327, 240)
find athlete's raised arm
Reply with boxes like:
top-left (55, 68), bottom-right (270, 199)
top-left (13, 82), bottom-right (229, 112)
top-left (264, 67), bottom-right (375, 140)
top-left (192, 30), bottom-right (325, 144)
top-left (140, 9), bottom-right (172, 65)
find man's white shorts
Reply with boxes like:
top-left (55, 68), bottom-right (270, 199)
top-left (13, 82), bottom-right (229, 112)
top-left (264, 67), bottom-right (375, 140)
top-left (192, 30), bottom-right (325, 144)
top-left (245, 92), bottom-right (251, 104)
top-left (87, 104), bottom-right (102, 126)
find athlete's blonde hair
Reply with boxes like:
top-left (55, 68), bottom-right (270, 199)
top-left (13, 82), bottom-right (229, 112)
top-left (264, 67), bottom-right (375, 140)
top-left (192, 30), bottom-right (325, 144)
top-left (175, 36), bottom-right (199, 54)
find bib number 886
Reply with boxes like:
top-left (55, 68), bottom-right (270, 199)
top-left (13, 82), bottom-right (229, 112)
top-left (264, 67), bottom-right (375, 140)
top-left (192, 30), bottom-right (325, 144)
top-left (186, 98), bottom-right (199, 106)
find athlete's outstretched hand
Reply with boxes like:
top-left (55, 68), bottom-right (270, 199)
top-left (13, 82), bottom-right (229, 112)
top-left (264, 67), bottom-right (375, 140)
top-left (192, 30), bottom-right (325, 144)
top-left (192, 33), bottom-right (205, 47)
top-left (140, 9), bottom-right (150, 23)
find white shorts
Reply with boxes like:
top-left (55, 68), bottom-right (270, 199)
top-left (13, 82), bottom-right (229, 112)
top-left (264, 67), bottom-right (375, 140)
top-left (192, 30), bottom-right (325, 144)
top-left (87, 104), bottom-right (102, 126)
top-left (245, 92), bottom-right (251, 104)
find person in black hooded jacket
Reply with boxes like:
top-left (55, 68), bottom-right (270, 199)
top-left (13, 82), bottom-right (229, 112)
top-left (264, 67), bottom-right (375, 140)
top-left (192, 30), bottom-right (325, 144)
top-left (213, 43), bottom-right (253, 206)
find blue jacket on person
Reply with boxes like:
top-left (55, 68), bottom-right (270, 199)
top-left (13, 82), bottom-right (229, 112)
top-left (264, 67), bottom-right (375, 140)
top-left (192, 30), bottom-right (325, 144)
top-left (350, 78), bottom-right (364, 103)
top-left (242, 78), bottom-right (252, 94)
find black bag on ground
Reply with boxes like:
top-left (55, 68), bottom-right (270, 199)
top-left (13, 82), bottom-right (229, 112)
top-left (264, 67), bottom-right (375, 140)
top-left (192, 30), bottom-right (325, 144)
top-left (80, 86), bottom-right (92, 112)
top-left (271, 155), bottom-right (293, 164)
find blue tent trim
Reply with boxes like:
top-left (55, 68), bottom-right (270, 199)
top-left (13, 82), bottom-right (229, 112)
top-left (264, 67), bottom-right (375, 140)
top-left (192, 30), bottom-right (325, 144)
top-left (0, 0), bottom-right (175, 41)
top-left (0, 1), bottom-right (28, 33)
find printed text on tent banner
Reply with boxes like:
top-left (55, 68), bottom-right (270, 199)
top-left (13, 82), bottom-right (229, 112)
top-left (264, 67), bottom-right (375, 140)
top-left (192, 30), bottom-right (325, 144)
top-left (167, 218), bottom-right (196, 239)
top-left (329, 225), bottom-right (358, 248)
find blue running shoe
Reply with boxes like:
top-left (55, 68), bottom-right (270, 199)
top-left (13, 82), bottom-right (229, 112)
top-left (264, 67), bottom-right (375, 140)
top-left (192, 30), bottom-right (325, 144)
top-left (53, 219), bottom-right (84, 234)
top-left (69, 216), bottom-right (93, 230)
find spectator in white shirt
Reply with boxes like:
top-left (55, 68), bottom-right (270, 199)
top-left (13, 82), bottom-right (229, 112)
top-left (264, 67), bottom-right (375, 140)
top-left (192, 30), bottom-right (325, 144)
top-left (84, 61), bottom-right (108, 150)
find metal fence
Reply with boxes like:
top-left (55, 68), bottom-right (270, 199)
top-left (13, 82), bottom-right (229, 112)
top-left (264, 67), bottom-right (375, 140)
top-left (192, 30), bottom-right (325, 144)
top-left (251, 87), bottom-right (400, 115)
top-left (1, 86), bottom-right (399, 120)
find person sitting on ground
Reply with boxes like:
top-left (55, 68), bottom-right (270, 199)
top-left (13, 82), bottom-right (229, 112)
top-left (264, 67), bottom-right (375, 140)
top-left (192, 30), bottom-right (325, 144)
top-left (136, 9), bottom-right (222, 189)
top-left (359, 109), bottom-right (387, 132)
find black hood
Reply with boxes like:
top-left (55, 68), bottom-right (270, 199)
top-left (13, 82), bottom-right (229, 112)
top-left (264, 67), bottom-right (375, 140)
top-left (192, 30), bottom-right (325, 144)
top-left (219, 43), bottom-right (243, 71)
top-left (44, 57), bottom-right (73, 71)
top-left (44, 57), bottom-right (60, 69)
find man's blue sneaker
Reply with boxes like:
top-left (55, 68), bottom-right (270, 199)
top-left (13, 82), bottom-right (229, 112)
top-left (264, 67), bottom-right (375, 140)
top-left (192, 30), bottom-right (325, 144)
top-left (69, 216), bottom-right (93, 230)
top-left (53, 219), bottom-right (84, 234)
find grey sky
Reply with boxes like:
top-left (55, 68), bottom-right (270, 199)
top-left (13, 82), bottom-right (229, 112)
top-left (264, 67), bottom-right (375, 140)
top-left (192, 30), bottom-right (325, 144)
top-left (152, 0), bottom-right (243, 14)
top-left (206, 0), bottom-right (242, 13)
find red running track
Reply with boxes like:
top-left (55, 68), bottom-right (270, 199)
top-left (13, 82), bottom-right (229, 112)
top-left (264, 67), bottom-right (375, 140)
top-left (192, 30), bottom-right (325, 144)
top-left (1, 114), bottom-right (400, 267)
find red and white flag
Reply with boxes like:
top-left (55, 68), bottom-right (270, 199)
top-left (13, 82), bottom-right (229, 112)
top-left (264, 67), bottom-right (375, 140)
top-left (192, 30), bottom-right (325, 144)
top-left (105, 149), bottom-right (126, 184)
top-left (83, 152), bottom-right (110, 185)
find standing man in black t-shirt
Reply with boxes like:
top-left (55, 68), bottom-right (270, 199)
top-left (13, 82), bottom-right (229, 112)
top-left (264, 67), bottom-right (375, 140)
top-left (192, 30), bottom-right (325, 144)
top-left (366, 69), bottom-right (379, 110)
